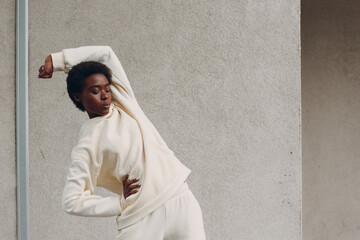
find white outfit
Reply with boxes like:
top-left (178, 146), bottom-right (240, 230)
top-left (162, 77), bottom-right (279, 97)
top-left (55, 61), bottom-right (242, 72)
top-left (51, 46), bottom-right (205, 239)
top-left (116, 183), bottom-right (206, 240)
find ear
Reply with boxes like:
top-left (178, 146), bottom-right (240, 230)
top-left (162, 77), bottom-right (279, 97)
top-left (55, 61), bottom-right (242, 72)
top-left (73, 93), bottom-right (82, 103)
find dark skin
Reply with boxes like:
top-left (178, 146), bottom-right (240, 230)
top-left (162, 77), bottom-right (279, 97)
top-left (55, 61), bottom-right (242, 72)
top-left (73, 72), bottom-right (112, 119)
top-left (39, 55), bottom-right (140, 199)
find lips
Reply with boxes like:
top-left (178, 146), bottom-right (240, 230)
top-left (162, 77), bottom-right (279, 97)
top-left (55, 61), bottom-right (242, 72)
top-left (102, 103), bottom-right (110, 108)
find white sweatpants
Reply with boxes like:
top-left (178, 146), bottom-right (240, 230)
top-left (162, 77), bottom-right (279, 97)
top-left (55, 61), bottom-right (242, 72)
top-left (116, 183), bottom-right (206, 240)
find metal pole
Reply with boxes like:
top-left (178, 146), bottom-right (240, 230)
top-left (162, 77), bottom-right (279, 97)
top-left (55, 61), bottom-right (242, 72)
top-left (16, 0), bottom-right (29, 239)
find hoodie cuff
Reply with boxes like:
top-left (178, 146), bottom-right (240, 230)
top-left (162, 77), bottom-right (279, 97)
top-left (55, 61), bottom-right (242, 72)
top-left (51, 51), bottom-right (66, 72)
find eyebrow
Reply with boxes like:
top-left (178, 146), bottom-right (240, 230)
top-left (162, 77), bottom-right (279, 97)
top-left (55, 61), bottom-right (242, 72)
top-left (88, 83), bottom-right (110, 89)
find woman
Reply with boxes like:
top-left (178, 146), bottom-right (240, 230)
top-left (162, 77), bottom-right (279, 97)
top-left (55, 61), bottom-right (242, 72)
top-left (38, 46), bottom-right (206, 240)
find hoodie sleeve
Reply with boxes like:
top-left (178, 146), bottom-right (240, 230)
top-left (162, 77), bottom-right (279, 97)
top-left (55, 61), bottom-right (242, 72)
top-left (62, 159), bottom-right (126, 217)
top-left (51, 45), bottom-right (136, 102)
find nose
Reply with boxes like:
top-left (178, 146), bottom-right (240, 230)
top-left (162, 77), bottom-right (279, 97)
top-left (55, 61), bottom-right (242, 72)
top-left (101, 90), bottom-right (110, 100)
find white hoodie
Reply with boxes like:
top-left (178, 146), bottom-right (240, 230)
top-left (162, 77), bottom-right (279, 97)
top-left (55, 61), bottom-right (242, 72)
top-left (51, 46), bottom-right (191, 229)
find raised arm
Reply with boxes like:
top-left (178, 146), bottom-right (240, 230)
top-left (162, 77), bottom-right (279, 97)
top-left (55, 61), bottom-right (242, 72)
top-left (39, 46), bottom-right (136, 102)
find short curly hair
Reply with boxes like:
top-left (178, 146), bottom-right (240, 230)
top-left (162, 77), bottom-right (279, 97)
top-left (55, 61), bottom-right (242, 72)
top-left (66, 61), bottom-right (112, 111)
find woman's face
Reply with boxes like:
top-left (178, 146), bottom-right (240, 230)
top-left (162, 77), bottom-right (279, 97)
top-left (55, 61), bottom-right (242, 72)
top-left (74, 73), bottom-right (112, 119)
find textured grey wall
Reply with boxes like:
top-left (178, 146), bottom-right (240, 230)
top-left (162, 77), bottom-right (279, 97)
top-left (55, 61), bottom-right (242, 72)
top-left (302, 1), bottom-right (360, 239)
top-left (0, 1), bottom-right (16, 239)
top-left (29, 1), bottom-right (301, 239)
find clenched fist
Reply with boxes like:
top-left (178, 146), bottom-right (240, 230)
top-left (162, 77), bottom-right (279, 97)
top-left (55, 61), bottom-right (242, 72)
top-left (38, 55), bottom-right (53, 78)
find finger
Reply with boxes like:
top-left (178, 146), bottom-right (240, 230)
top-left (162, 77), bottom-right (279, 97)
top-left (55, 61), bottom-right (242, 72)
top-left (38, 71), bottom-right (47, 78)
top-left (129, 184), bottom-right (141, 189)
top-left (39, 72), bottom-right (51, 78)
top-left (39, 75), bottom-right (50, 79)
top-left (128, 190), bottom-right (138, 195)
top-left (38, 70), bottom-right (45, 77)
top-left (38, 68), bottom-right (49, 76)
top-left (127, 178), bottom-right (139, 184)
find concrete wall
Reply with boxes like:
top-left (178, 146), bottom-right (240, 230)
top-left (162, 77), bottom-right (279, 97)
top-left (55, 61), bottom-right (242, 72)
top-left (29, 1), bottom-right (301, 239)
top-left (0, 1), bottom-right (17, 239)
top-left (302, 1), bottom-right (360, 239)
